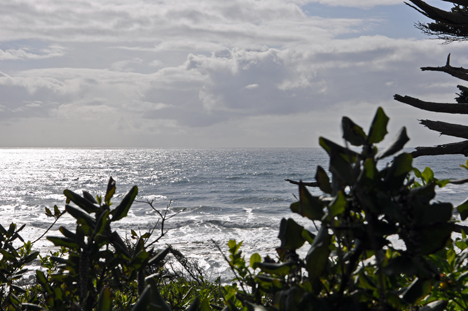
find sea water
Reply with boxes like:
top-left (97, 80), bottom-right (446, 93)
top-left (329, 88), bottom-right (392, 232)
top-left (0, 148), bottom-right (467, 281)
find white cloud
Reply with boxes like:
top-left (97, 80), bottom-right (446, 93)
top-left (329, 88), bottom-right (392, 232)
top-left (0, 0), bottom-right (465, 147)
top-left (245, 84), bottom-right (259, 89)
top-left (304, 0), bottom-right (401, 7)
top-left (0, 0), bottom-right (363, 46)
top-left (0, 45), bottom-right (65, 60)
top-left (110, 57), bottom-right (143, 72)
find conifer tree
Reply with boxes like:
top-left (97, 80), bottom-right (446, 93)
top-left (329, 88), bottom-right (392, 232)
top-left (395, 0), bottom-right (468, 157)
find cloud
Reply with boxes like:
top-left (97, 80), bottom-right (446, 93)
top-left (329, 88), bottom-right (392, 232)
top-left (303, 0), bottom-right (401, 7)
top-left (110, 57), bottom-right (143, 72)
top-left (0, 0), bottom-right (464, 147)
top-left (0, 35), bottom-right (462, 132)
top-left (0, 45), bottom-right (65, 60)
top-left (0, 0), bottom-right (363, 46)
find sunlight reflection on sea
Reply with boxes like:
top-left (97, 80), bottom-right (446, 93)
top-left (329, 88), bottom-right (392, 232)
top-left (0, 148), bottom-right (467, 281)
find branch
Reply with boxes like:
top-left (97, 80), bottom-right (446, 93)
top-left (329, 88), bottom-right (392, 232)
top-left (211, 239), bottom-right (248, 293)
top-left (450, 177), bottom-right (468, 185)
top-left (285, 179), bottom-right (318, 187)
top-left (136, 199), bottom-right (186, 249)
top-left (443, 0), bottom-right (468, 7)
top-left (421, 54), bottom-right (468, 82)
top-left (411, 140), bottom-right (468, 157)
top-left (30, 212), bottom-right (66, 246)
top-left (454, 224), bottom-right (468, 234)
top-left (407, 0), bottom-right (468, 24)
top-left (394, 94), bottom-right (468, 114)
top-left (420, 119), bottom-right (468, 139)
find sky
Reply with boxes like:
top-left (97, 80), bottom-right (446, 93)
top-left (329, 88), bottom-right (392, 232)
top-left (0, 0), bottom-right (467, 148)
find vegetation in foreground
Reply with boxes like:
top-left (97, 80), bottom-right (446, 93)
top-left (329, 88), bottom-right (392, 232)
top-left (2, 108), bottom-right (468, 310)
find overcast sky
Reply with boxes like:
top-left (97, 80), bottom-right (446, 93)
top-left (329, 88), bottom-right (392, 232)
top-left (0, 0), bottom-right (466, 148)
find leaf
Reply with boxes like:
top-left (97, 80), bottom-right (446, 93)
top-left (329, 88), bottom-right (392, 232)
top-left (54, 287), bottom-right (63, 302)
top-left (0, 249), bottom-right (18, 263)
top-left (305, 226), bottom-right (331, 280)
top-left (315, 166), bottom-right (332, 194)
top-left (401, 278), bottom-right (431, 304)
top-left (458, 198), bottom-right (468, 220)
top-left (105, 177), bottom-right (116, 204)
top-left (461, 159), bottom-right (468, 170)
top-left (436, 179), bottom-right (450, 188)
top-left (148, 247), bottom-right (171, 266)
top-left (302, 229), bottom-right (316, 244)
top-left (413, 168), bottom-right (422, 179)
top-left (65, 205), bottom-right (96, 229)
top-left (96, 287), bottom-right (112, 311)
top-left (53, 205), bottom-right (62, 217)
top-left (130, 285), bottom-right (152, 311)
top-left (250, 253), bottom-right (262, 269)
top-left (255, 275), bottom-right (284, 290)
top-left (325, 191), bottom-right (346, 221)
top-left (36, 271), bottom-right (53, 295)
top-left (376, 127), bottom-right (410, 159)
top-left (47, 236), bottom-right (80, 250)
top-left (414, 202), bottom-right (452, 225)
top-left (383, 153), bottom-right (413, 191)
top-left (419, 301), bottom-right (448, 311)
top-left (63, 190), bottom-right (99, 213)
top-left (23, 251), bottom-right (40, 264)
top-left (383, 255), bottom-right (434, 279)
top-left (421, 167), bottom-right (434, 183)
top-left (319, 137), bottom-right (358, 185)
top-left (83, 191), bottom-right (98, 204)
top-left (59, 226), bottom-right (77, 240)
top-left (342, 116), bottom-right (367, 146)
top-left (256, 262), bottom-right (295, 276)
top-left (111, 231), bottom-right (131, 259)
top-left (319, 137), bottom-right (358, 159)
top-left (290, 182), bottom-right (324, 221)
top-left (94, 210), bottom-right (110, 237)
top-left (131, 249), bottom-right (150, 268)
top-left (278, 218), bottom-right (306, 250)
top-left (35, 270), bottom-right (47, 285)
top-left (45, 207), bottom-right (53, 217)
top-left (418, 223), bottom-right (454, 255)
top-left (390, 153), bottom-right (413, 177)
top-left (367, 107), bottom-right (389, 144)
top-left (363, 158), bottom-right (376, 180)
top-left (21, 303), bottom-right (44, 311)
top-left (111, 186), bottom-right (138, 221)
top-left (186, 297), bottom-right (201, 311)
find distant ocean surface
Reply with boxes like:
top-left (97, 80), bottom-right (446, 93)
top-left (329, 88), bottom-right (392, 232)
top-left (1, 148), bottom-right (467, 281)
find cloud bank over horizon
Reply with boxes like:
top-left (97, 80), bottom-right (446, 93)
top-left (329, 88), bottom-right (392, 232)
top-left (0, 0), bottom-right (466, 148)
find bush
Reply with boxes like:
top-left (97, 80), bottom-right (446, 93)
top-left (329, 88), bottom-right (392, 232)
top-left (221, 107), bottom-right (468, 311)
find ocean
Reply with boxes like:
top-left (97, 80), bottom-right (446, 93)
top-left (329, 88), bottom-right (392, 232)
top-left (1, 148), bottom-right (467, 281)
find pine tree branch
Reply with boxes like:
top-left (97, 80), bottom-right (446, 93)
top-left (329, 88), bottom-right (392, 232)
top-left (449, 177), bottom-right (468, 185)
top-left (420, 119), bottom-right (468, 139)
top-left (407, 0), bottom-right (468, 24)
top-left (443, 0), bottom-right (468, 7)
top-left (411, 140), bottom-right (468, 158)
top-left (285, 179), bottom-right (318, 187)
top-left (394, 94), bottom-right (468, 114)
top-left (421, 54), bottom-right (468, 81)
